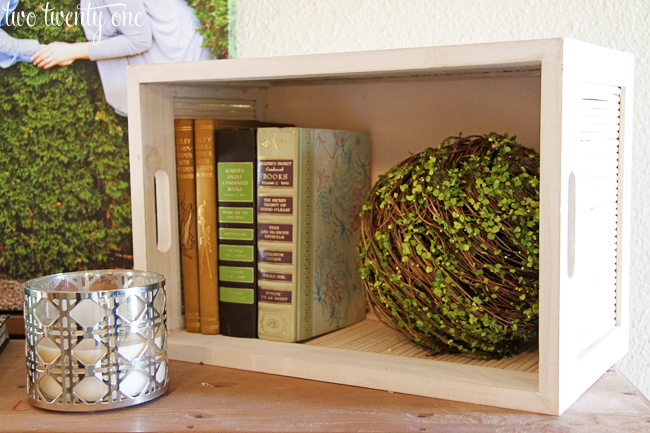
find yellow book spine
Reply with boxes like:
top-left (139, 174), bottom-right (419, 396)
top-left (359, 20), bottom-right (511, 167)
top-left (194, 119), bottom-right (219, 335)
top-left (175, 119), bottom-right (201, 333)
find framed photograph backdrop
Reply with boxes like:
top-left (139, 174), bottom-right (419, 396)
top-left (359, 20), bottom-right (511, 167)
top-left (0, 0), bottom-right (232, 311)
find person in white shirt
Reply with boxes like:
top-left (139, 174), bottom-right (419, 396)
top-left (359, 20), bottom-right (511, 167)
top-left (32, 0), bottom-right (211, 115)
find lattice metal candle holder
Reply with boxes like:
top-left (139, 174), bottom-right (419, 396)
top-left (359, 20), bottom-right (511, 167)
top-left (23, 270), bottom-right (168, 411)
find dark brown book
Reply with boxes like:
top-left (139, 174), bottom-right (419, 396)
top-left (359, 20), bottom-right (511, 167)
top-left (174, 119), bottom-right (201, 333)
top-left (194, 120), bottom-right (291, 336)
top-left (216, 128), bottom-right (258, 338)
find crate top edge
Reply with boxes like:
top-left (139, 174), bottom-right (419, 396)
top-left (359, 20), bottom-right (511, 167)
top-left (126, 38), bottom-right (576, 87)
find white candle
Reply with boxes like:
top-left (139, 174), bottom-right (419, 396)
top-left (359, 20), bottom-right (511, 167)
top-left (74, 342), bottom-right (108, 365)
top-left (118, 341), bottom-right (146, 360)
top-left (74, 376), bottom-right (108, 403)
top-left (156, 361), bottom-right (167, 384)
top-left (34, 332), bottom-right (163, 401)
top-left (35, 338), bottom-right (60, 364)
top-left (38, 376), bottom-right (62, 400)
top-left (120, 371), bottom-right (149, 397)
top-left (116, 336), bottom-right (149, 397)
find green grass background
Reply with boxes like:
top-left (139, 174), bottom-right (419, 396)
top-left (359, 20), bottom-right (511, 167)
top-left (0, 0), bottom-right (229, 279)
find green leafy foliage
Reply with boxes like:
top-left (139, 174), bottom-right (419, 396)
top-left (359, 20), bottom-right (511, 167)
top-left (0, 0), bottom-right (131, 279)
top-left (358, 133), bottom-right (540, 358)
top-left (186, 0), bottom-right (231, 59)
top-left (0, 1), bottom-right (229, 280)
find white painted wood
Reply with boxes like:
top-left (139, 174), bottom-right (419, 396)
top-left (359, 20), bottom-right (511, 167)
top-left (264, 76), bottom-right (541, 181)
top-left (170, 85), bottom-right (269, 121)
top-left (126, 39), bottom-right (556, 85)
top-left (536, 38), bottom-right (566, 416)
top-left (173, 98), bottom-right (258, 120)
top-left (580, 82), bottom-right (621, 98)
top-left (126, 38), bottom-right (634, 416)
top-left (576, 140), bottom-right (619, 156)
top-left (616, 81), bottom-right (634, 338)
top-left (550, 37), bottom-right (633, 415)
top-left (167, 328), bottom-right (553, 414)
top-left (127, 82), bottom-right (184, 332)
top-left (153, 169), bottom-right (172, 253)
top-left (579, 99), bottom-right (620, 111)
top-left (305, 313), bottom-right (540, 372)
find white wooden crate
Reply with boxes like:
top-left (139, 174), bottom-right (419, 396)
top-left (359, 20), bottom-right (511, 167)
top-left (126, 38), bottom-right (634, 415)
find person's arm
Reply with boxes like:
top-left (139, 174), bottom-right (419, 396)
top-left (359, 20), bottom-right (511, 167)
top-left (31, 41), bottom-right (88, 69)
top-left (32, 0), bottom-right (152, 69)
top-left (86, 0), bottom-right (152, 61)
top-left (1, 0), bottom-right (20, 27)
top-left (0, 28), bottom-right (39, 69)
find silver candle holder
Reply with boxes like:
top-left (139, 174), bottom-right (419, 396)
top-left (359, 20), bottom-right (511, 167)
top-left (23, 270), bottom-right (168, 411)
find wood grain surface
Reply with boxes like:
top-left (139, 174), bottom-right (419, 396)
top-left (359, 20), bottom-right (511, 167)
top-left (1, 341), bottom-right (648, 432)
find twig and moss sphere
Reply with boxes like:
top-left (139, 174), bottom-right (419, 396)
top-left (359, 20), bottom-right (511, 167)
top-left (358, 133), bottom-right (540, 358)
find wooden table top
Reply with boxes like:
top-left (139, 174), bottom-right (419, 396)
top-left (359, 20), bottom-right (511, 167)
top-left (1, 340), bottom-right (649, 432)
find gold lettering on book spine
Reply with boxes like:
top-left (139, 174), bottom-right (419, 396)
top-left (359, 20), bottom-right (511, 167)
top-left (198, 200), bottom-right (213, 279)
top-left (260, 134), bottom-right (290, 156)
top-left (180, 205), bottom-right (194, 252)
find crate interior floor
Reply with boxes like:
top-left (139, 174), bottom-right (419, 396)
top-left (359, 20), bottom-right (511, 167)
top-left (304, 313), bottom-right (539, 374)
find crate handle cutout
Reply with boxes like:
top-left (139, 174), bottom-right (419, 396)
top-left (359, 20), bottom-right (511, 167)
top-left (154, 169), bottom-right (172, 253)
top-left (567, 171), bottom-right (576, 278)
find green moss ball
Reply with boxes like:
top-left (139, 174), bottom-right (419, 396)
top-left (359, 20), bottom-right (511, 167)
top-left (358, 133), bottom-right (540, 358)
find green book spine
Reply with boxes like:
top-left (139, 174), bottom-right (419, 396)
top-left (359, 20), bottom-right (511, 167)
top-left (217, 129), bottom-right (258, 338)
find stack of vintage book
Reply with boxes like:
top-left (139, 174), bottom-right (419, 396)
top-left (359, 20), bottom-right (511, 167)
top-left (174, 120), bottom-right (370, 342)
